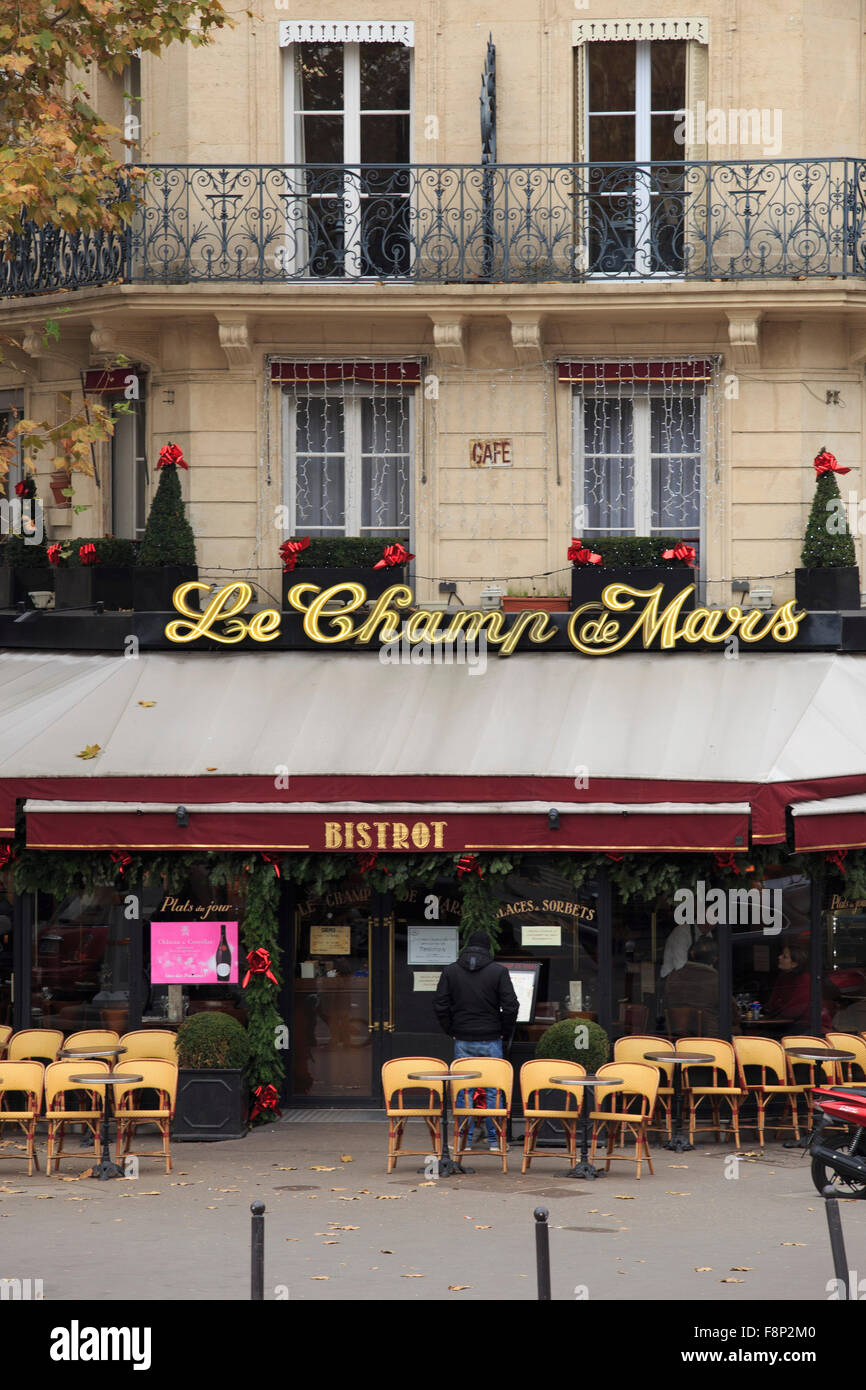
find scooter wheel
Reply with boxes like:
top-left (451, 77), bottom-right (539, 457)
top-left (810, 1133), bottom-right (866, 1197)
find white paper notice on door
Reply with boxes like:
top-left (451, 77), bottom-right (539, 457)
top-left (413, 971), bottom-right (442, 992)
top-left (407, 925), bottom-right (459, 966)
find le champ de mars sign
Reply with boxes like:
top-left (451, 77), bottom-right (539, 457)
top-left (164, 579), bottom-right (806, 656)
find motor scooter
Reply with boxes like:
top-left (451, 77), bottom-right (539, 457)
top-left (807, 1085), bottom-right (866, 1196)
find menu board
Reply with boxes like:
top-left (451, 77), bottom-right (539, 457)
top-left (309, 924), bottom-right (351, 955)
top-left (499, 961), bottom-right (542, 1024)
top-left (407, 925), bottom-right (459, 966)
top-left (151, 921), bottom-right (239, 985)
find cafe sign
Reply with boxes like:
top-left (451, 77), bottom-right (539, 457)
top-left (165, 580), bottom-right (807, 655)
top-left (469, 437), bottom-right (513, 467)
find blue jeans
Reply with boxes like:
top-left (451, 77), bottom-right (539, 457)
top-left (454, 1039), bottom-right (502, 1144)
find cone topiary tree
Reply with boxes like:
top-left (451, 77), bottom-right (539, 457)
top-left (138, 442), bottom-right (197, 567)
top-left (801, 446), bottom-right (856, 569)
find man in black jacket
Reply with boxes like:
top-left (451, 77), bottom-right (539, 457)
top-left (433, 931), bottom-right (519, 1149)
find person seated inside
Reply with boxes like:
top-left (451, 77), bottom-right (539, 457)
top-left (663, 934), bottom-right (740, 1036)
top-left (765, 944), bottom-right (812, 1031)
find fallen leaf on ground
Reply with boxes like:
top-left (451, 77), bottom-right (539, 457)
top-left (695, 1267), bottom-right (713, 1272)
top-left (205, 767), bottom-right (218, 771)
top-left (720, 1278), bottom-right (745, 1284)
top-left (401, 1274), bottom-right (424, 1279)
top-left (781, 1242), bottom-right (806, 1247)
top-left (309, 1166), bottom-right (336, 1172)
top-left (138, 1192), bottom-right (161, 1196)
top-left (418, 1181), bottom-right (437, 1187)
top-left (75, 744), bottom-right (101, 760)
top-left (615, 1195), bottom-right (635, 1200)
top-left (449, 1285), bottom-right (471, 1290)
top-left (376, 1194), bottom-right (403, 1200)
top-left (216, 1188), bottom-right (239, 1193)
top-left (329, 1225), bottom-right (358, 1231)
top-left (337, 1196), bottom-right (360, 1201)
top-left (340, 1154), bottom-right (353, 1163)
top-left (274, 1166), bottom-right (297, 1172)
top-left (34, 1194), bottom-right (53, 1199)
top-left (475, 1225), bottom-right (491, 1230)
top-left (380, 1249), bottom-right (394, 1255)
top-left (285, 1238), bottom-right (301, 1242)
top-left (730, 1267), bottom-right (752, 1271)
top-left (665, 1191), bottom-right (691, 1196)
top-left (322, 1241), bottom-right (339, 1245)
top-left (667, 1164), bottom-right (689, 1169)
top-left (138, 701), bottom-right (156, 707)
top-left (329, 1188), bottom-right (347, 1192)
top-left (311, 1276), bottom-right (329, 1281)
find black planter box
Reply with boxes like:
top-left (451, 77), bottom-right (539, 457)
top-left (133, 564), bottom-right (199, 612)
top-left (795, 567), bottom-right (861, 612)
top-left (0, 568), bottom-right (13, 608)
top-left (172, 1067), bottom-right (248, 1142)
top-left (12, 567), bottom-right (54, 604)
top-left (571, 565), bottom-right (696, 612)
top-left (283, 564), bottom-right (406, 609)
top-left (55, 566), bottom-right (134, 611)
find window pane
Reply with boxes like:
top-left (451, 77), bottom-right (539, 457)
top-left (360, 114), bottom-right (410, 165)
top-left (588, 40), bottom-right (635, 113)
top-left (297, 397), bottom-right (345, 452)
top-left (300, 115), bottom-right (344, 164)
top-left (589, 113), bottom-right (635, 164)
top-left (361, 455), bottom-right (410, 531)
top-left (651, 40), bottom-right (686, 112)
top-left (651, 398), bottom-right (701, 531)
top-left (583, 400), bottom-right (634, 533)
top-left (360, 43), bottom-right (410, 109)
top-left (296, 43), bottom-right (343, 111)
top-left (651, 397), bottom-right (700, 455)
top-left (33, 888), bottom-right (130, 1037)
top-left (361, 397), bottom-right (409, 454)
top-left (296, 397), bottom-right (345, 532)
top-left (651, 113), bottom-right (684, 164)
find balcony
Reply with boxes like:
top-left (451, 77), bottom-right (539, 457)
top-left (2, 159), bottom-right (866, 296)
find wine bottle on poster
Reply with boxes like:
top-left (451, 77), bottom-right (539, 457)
top-left (216, 924), bottom-right (232, 981)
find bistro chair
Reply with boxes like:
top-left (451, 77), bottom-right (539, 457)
top-left (0, 1061), bottom-right (44, 1175)
top-left (677, 1038), bottom-right (743, 1146)
top-left (381, 1058), bottom-right (446, 1173)
top-left (113, 1060), bottom-right (178, 1174)
top-left (7, 1029), bottom-right (63, 1064)
top-left (44, 1059), bottom-right (109, 1175)
top-left (519, 1060), bottom-right (584, 1173)
top-left (63, 1030), bottom-right (120, 1054)
top-left (0, 1025), bottom-right (12, 1058)
top-left (588, 1061), bottom-right (658, 1179)
top-left (614, 1035), bottom-right (674, 1139)
top-left (733, 1037), bottom-right (801, 1147)
top-left (826, 1033), bottom-right (866, 1082)
top-left (782, 1036), bottom-right (838, 1124)
top-left (451, 1058), bottom-right (513, 1172)
top-left (665, 1007), bottom-right (704, 1038)
top-left (119, 1031), bottom-right (178, 1064)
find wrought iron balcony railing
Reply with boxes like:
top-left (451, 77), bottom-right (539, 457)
top-left (3, 159), bottom-right (866, 295)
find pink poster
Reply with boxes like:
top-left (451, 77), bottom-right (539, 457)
top-left (150, 921), bottom-right (239, 985)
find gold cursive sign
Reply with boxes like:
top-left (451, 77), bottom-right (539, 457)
top-left (165, 581), bottom-right (807, 654)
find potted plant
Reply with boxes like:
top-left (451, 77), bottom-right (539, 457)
top-left (134, 442), bottom-right (198, 611)
top-left (569, 535), bottom-right (698, 613)
top-left (795, 447), bottom-right (860, 611)
top-left (52, 536), bottom-right (137, 609)
top-left (172, 1011), bottom-right (251, 1142)
top-left (502, 587), bottom-right (569, 613)
top-left (3, 531), bottom-right (53, 606)
top-left (281, 535), bottom-right (414, 609)
top-left (49, 469), bottom-right (72, 508)
top-left (535, 1018), bottom-right (610, 1072)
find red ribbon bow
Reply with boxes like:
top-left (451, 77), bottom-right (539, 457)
top-left (47, 543), bottom-right (62, 566)
top-left (568, 538), bottom-right (602, 566)
top-left (713, 852), bottom-right (741, 876)
top-left (0, 844), bottom-right (13, 870)
top-left (157, 443), bottom-right (188, 470)
top-left (662, 543), bottom-right (697, 566)
top-left (814, 449), bottom-right (850, 477)
top-left (241, 948), bottom-right (279, 989)
top-left (374, 543), bottom-right (414, 569)
top-left (456, 854), bottom-right (483, 879)
top-left (605, 852), bottom-right (624, 862)
top-left (279, 536), bottom-right (310, 573)
top-left (14, 479), bottom-right (32, 498)
top-left (110, 851), bottom-right (131, 875)
top-left (825, 849), bottom-right (848, 875)
top-left (79, 543), bottom-right (98, 565)
top-left (357, 853), bottom-right (390, 876)
top-left (249, 1084), bottom-right (282, 1122)
top-left (260, 853), bottom-right (281, 878)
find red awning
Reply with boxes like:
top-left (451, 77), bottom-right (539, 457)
top-left (83, 367), bottom-right (144, 394)
top-left (792, 795), bottom-right (866, 852)
top-left (270, 361), bottom-right (421, 385)
top-left (558, 360), bottom-right (713, 384)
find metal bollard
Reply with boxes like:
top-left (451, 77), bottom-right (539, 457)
top-left (251, 1201), bottom-right (265, 1301)
top-left (822, 1185), bottom-right (848, 1299)
top-left (534, 1206), bottom-right (551, 1301)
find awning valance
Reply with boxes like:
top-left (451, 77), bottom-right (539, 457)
top-left (791, 795), bottom-right (866, 852)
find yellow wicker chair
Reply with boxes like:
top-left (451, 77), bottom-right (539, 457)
top-left (7, 1029), bottom-right (63, 1062)
top-left (520, 1060), bottom-right (585, 1172)
top-left (0, 1061), bottom-right (44, 1175)
top-left (0, 1024), bottom-right (12, 1059)
top-left (678, 1038), bottom-right (743, 1146)
top-left (119, 1030), bottom-right (178, 1063)
top-left (45, 1059), bottom-right (109, 1174)
top-left (733, 1036), bottom-right (801, 1146)
top-left (113, 1059), bottom-right (178, 1174)
top-left (451, 1058), bottom-right (513, 1172)
top-left (782, 1036), bottom-right (838, 1124)
top-left (615, 1035), bottom-right (675, 1139)
top-left (589, 1061), bottom-right (658, 1179)
top-left (381, 1057), bottom-right (447, 1173)
top-left (62, 1030), bottom-right (120, 1054)
top-left (826, 1033), bottom-right (866, 1082)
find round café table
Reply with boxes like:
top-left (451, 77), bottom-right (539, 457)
top-left (645, 1050), bottom-right (714, 1153)
top-left (407, 1070), bottom-right (482, 1178)
top-left (549, 1074), bottom-right (623, 1180)
top-left (783, 1046), bottom-right (856, 1148)
top-left (69, 1073), bottom-right (143, 1180)
top-left (58, 1045), bottom-right (127, 1150)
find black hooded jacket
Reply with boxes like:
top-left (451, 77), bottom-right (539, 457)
top-left (433, 936), bottom-right (519, 1041)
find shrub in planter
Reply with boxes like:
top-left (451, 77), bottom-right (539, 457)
top-left (173, 1011), bottom-right (251, 1142)
top-left (796, 448), bottom-right (860, 611)
top-left (570, 534), bottom-right (697, 613)
top-left (53, 536), bottom-right (137, 609)
top-left (535, 1017), bottom-right (610, 1074)
top-left (135, 443), bottom-right (198, 610)
top-left (282, 534), bottom-right (412, 608)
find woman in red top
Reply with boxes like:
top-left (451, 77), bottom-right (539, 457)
top-left (765, 945), bottom-right (812, 1031)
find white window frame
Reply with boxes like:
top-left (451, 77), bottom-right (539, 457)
top-left (281, 41), bottom-right (413, 279)
top-left (572, 389), bottom-right (705, 559)
top-left (581, 39), bottom-right (685, 279)
top-left (282, 385), bottom-right (415, 546)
